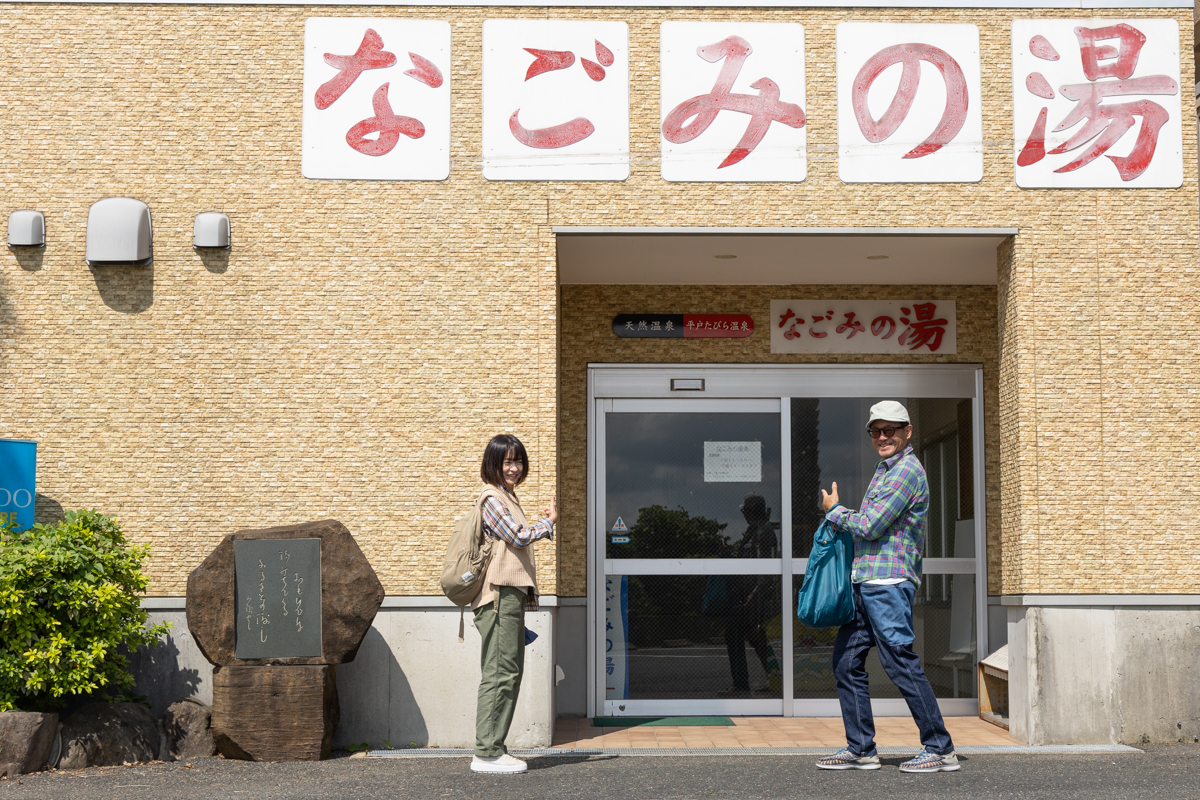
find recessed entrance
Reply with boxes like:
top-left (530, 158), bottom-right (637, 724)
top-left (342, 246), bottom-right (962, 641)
top-left (587, 365), bottom-right (986, 718)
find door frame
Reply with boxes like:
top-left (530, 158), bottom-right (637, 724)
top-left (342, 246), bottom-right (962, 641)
top-left (586, 364), bottom-right (988, 719)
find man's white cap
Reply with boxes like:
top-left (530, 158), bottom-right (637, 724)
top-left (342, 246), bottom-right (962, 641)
top-left (868, 400), bottom-right (910, 426)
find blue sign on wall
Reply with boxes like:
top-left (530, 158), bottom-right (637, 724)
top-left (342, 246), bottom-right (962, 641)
top-left (0, 439), bottom-right (37, 531)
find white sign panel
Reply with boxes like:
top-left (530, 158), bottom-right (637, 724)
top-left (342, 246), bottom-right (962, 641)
top-left (770, 300), bottom-right (957, 354)
top-left (704, 441), bottom-right (763, 483)
top-left (483, 20), bottom-right (629, 181)
top-left (837, 23), bottom-right (982, 184)
top-left (302, 19), bottom-right (451, 181)
top-left (660, 22), bottom-right (806, 182)
top-left (1012, 19), bottom-right (1181, 188)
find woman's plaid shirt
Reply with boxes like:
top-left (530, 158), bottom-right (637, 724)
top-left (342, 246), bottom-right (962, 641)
top-left (825, 444), bottom-right (929, 587)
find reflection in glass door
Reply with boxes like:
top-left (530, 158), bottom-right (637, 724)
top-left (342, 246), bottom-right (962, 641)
top-left (590, 366), bottom-right (986, 719)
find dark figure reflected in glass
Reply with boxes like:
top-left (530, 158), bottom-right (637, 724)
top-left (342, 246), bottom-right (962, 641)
top-left (721, 492), bottom-right (783, 696)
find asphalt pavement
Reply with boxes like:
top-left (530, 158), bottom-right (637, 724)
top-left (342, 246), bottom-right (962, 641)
top-left (2, 744), bottom-right (1197, 800)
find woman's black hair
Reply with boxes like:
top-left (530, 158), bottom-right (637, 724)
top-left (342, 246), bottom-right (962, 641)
top-left (480, 434), bottom-right (529, 489)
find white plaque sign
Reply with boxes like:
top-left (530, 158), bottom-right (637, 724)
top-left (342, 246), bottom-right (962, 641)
top-left (837, 23), bottom-right (982, 184)
top-left (660, 21), bottom-right (807, 182)
top-left (483, 19), bottom-right (630, 181)
top-left (1012, 19), bottom-right (1181, 188)
top-left (770, 300), bottom-right (957, 355)
top-left (302, 19), bottom-right (451, 181)
top-left (704, 441), bottom-right (763, 483)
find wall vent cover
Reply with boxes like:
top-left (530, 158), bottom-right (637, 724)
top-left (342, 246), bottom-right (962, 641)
top-left (86, 198), bottom-right (152, 265)
top-left (7, 210), bottom-right (45, 247)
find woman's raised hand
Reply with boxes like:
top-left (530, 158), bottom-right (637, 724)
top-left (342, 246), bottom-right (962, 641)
top-left (544, 496), bottom-right (558, 525)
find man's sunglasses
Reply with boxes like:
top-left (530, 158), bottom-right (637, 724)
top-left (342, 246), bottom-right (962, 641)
top-left (867, 425), bottom-right (908, 439)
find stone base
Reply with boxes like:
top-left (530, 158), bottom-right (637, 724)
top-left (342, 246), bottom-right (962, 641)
top-left (0, 712), bottom-right (58, 777)
top-left (211, 665), bottom-right (339, 761)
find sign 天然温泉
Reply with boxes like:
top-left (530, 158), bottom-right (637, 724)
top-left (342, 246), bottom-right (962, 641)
top-left (234, 538), bottom-right (324, 660)
top-left (0, 439), bottom-right (36, 531)
top-left (770, 300), bottom-right (957, 354)
top-left (613, 313), bottom-right (753, 338)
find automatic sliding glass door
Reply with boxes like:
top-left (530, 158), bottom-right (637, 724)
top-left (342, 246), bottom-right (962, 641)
top-left (588, 366), bottom-right (986, 719)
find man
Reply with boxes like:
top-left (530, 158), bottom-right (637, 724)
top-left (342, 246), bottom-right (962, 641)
top-left (815, 401), bottom-right (959, 773)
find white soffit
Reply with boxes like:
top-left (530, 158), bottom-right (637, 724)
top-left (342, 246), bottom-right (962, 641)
top-left (556, 230), bottom-right (1012, 285)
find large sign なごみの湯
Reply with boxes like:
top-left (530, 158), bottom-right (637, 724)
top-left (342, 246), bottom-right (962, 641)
top-left (302, 19), bottom-right (451, 180)
top-left (483, 19), bottom-right (630, 181)
top-left (1012, 19), bottom-right (1181, 188)
top-left (837, 23), bottom-right (983, 183)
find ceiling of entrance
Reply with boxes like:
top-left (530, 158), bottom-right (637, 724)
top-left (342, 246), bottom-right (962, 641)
top-left (556, 230), bottom-right (1010, 285)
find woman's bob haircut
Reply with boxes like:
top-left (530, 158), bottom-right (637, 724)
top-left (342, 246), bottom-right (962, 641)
top-left (480, 434), bottom-right (529, 489)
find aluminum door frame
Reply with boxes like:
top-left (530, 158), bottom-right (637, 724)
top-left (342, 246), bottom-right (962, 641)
top-left (587, 364), bottom-right (988, 719)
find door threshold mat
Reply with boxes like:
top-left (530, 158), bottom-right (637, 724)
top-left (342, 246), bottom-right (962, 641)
top-left (365, 744), bottom-right (1142, 758)
top-left (590, 716), bottom-right (734, 727)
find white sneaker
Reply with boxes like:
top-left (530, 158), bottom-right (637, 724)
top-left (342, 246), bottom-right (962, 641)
top-left (470, 753), bottom-right (528, 774)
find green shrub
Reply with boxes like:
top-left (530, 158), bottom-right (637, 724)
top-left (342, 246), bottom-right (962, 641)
top-left (0, 510), bottom-right (170, 712)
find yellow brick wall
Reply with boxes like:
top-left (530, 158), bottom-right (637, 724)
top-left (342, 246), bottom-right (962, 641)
top-left (559, 283), bottom-right (1002, 597)
top-left (0, 6), bottom-right (1195, 596)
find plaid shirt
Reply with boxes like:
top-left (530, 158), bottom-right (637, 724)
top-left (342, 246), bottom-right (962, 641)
top-left (482, 494), bottom-right (554, 611)
top-left (825, 444), bottom-right (928, 587)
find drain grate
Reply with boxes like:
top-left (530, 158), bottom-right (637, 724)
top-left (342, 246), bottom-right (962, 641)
top-left (365, 744), bottom-right (1141, 758)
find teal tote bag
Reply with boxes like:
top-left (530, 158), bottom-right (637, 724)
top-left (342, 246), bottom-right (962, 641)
top-left (796, 521), bottom-right (856, 629)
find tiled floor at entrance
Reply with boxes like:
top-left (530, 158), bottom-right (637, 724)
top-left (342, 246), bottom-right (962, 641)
top-left (552, 717), bottom-right (1019, 749)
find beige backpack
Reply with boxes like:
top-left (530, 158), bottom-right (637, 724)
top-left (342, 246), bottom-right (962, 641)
top-left (440, 492), bottom-right (494, 640)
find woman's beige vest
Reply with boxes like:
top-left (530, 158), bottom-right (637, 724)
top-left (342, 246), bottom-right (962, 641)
top-left (471, 485), bottom-right (540, 611)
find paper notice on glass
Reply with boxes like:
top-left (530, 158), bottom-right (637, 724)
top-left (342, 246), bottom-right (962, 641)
top-left (704, 441), bottom-right (762, 483)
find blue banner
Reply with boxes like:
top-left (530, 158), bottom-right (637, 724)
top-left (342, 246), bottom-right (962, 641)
top-left (0, 439), bottom-right (36, 531)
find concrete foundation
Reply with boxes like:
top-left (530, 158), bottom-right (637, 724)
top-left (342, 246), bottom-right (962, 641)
top-left (1007, 603), bottom-right (1200, 745)
top-left (133, 599), bottom-right (573, 749)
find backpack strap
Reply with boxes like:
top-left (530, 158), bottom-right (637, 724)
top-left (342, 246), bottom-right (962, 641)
top-left (458, 605), bottom-right (466, 643)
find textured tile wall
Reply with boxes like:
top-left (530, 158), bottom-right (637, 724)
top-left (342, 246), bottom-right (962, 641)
top-left (0, 7), bottom-right (1194, 597)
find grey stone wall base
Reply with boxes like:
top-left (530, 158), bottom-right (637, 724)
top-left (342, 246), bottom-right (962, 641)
top-left (1008, 605), bottom-right (1200, 744)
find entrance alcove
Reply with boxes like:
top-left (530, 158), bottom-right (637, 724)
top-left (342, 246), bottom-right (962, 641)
top-left (554, 227), bottom-right (1011, 719)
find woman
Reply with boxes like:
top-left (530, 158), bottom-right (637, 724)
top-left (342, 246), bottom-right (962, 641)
top-left (470, 434), bottom-right (557, 775)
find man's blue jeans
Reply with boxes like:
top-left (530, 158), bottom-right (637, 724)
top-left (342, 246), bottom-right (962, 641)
top-left (832, 581), bottom-right (954, 756)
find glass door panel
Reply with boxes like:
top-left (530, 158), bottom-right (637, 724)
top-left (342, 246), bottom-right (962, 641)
top-left (602, 407), bottom-right (783, 714)
top-left (605, 412), bottom-right (782, 559)
top-left (789, 397), bottom-right (978, 703)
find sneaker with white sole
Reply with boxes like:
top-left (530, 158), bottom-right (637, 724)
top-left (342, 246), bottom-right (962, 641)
top-left (815, 747), bottom-right (881, 770)
top-left (898, 748), bottom-right (960, 773)
top-left (471, 753), bottom-right (528, 774)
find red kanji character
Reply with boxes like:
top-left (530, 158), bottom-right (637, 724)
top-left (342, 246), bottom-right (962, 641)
top-left (510, 40), bottom-right (614, 150)
top-left (836, 312), bottom-right (866, 339)
top-left (316, 29), bottom-right (398, 110)
top-left (851, 43), bottom-right (968, 159)
top-left (345, 83), bottom-right (425, 156)
top-left (662, 36), bottom-right (806, 169)
top-left (1017, 24), bottom-right (1178, 181)
top-left (871, 315), bottom-right (897, 339)
top-left (897, 303), bottom-right (948, 352)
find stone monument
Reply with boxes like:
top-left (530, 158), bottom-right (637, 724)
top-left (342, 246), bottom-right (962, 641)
top-left (186, 519), bottom-right (384, 761)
